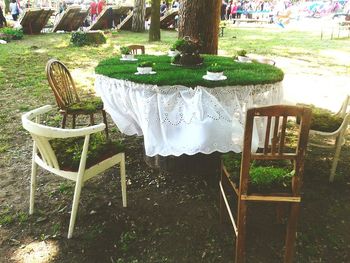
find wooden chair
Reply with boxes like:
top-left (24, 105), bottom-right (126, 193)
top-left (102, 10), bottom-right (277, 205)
top-left (308, 95), bottom-right (350, 182)
top-left (219, 105), bottom-right (312, 263)
top-left (22, 105), bottom-right (127, 239)
top-left (127, 44), bottom-right (145, 55)
top-left (46, 59), bottom-right (108, 137)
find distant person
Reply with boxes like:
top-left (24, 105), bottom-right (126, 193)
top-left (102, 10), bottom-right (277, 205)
top-left (10, 0), bottom-right (19, 21)
top-left (160, 1), bottom-right (167, 17)
top-left (0, 5), bottom-right (7, 28)
top-left (221, 0), bottom-right (227, 20)
top-left (97, 0), bottom-right (105, 15)
top-left (226, 0), bottom-right (232, 20)
top-left (231, 2), bottom-right (238, 22)
top-left (172, 0), bottom-right (179, 9)
top-left (90, 0), bottom-right (97, 21)
top-left (58, 1), bottom-right (66, 14)
top-left (25, 0), bottom-right (31, 8)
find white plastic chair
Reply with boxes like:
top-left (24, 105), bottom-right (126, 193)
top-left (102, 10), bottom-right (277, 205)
top-left (309, 95), bottom-right (350, 182)
top-left (22, 105), bottom-right (127, 239)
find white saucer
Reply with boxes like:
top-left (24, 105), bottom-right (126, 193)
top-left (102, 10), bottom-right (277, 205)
top-left (120, 58), bottom-right (138, 61)
top-left (203, 75), bottom-right (227, 81)
top-left (234, 60), bottom-right (252, 63)
top-left (135, 71), bottom-right (157, 75)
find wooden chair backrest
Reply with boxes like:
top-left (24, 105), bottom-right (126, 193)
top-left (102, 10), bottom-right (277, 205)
top-left (46, 59), bottom-right (80, 110)
top-left (240, 105), bottom-right (311, 196)
top-left (127, 45), bottom-right (145, 54)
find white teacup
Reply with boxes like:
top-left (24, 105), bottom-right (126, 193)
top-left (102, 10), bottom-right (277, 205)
top-left (122, 54), bottom-right (135, 60)
top-left (137, 67), bottom-right (152, 74)
top-left (237, 56), bottom-right (251, 62)
top-left (207, 71), bottom-right (223, 80)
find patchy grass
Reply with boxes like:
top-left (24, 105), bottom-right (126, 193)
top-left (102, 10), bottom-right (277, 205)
top-left (0, 28), bottom-right (349, 262)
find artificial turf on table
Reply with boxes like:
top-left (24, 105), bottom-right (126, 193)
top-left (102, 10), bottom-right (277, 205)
top-left (95, 55), bottom-right (284, 88)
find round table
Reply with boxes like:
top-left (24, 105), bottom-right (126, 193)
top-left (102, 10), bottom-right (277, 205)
top-left (95, 55), bottom-right (284, 173)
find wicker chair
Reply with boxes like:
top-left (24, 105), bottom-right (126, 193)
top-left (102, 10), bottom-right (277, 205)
top-left (220, 105), bottom-right (311, 263)
top-left (22, 105), bottom-right (127, 239)
top-left (127, 44), bottom-right (145, 55)
top-left (46, 59), bottom-right (108, 137)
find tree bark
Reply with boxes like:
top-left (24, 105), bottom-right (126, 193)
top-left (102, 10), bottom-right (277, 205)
top-left (149, 0), bottom-right (161, 41)
top-left (5, 0), bottom-right (9, 13)
top-left (178, 0), bottom-right (221, 54)
top-left (132, 0), bottom-right (146, 32)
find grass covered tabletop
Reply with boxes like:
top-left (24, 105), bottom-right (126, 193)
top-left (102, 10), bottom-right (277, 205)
top-left (95, 55), bottom-right (284, 88)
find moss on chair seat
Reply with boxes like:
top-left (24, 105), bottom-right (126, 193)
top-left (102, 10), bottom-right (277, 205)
top-left (50, 133), bottom-right (124, 171)
top-left (66, 97), bottom-right (104, 114)
top-left (222, 152), bottom-right (294, 193)
top-left (297, 104), bottom-right (343, 132)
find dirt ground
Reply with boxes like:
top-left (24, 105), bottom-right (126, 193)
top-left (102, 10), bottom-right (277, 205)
top-left (0, 32), bottom-right (350, 261)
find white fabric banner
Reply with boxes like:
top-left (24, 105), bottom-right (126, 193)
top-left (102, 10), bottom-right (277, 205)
top-left (95, 74), bottom-right (283, 157)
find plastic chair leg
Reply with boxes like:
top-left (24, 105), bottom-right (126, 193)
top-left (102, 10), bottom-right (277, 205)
top-left (329, 134), bottom-right (344, 182)
top-left (120, 154), bottom-right (127, 207)
top-left (67, 177), bottom-right (83, 239)
top-left (29, 145), bottom-right (38, 215)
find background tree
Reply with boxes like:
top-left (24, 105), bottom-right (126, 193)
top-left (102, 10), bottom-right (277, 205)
top-left (132, 0), bottom-right (146, 32)
top-left (5, 0), bottom-right (9, 13)
top-left (178, 0), bottom-right (221, 54)
top-left (149, 0), bottom-right (161, 41)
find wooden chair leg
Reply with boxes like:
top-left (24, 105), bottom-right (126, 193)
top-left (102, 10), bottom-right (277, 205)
top-left (102, 110), bottom-right (109, 138)
top-left (72, 114), bottom-right (76, 129)
top-left (61, 114), bottom-right (67, 128)
top-left (29, 143), bottom-right (38, 215)
top-left (235, 200), bottom-right (247, 263)
top-left (89, 114), bottom-right (95, 125)
top-left (276, 202), bottom-right (288, 224)
top-left (284, 203), bottom-right (300, 263)
top-left (120, 153), bottom-right (127, 207)
top-left (68, 176), bottom-right (84, 239)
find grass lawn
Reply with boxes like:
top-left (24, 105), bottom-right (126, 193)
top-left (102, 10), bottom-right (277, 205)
top-left (0, 26), bottom-right (349, 262)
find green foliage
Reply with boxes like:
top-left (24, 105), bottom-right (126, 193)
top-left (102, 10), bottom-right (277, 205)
top-left (222, 152), bottom-right (293, 192)
top-left (70, 31), bottom-right (106, 47)
top-left (67, 97), bottom-right (103, 114)
top-left (138, 61), bottom-right (154, 67)
top-left (172, 37), bottom-right (201, 54)
top-left (119, 231), bottom-right (137, 252)
top-left (50, 133), bottom-right (124, 171)
top-left (120, 46), bottom-right (131, 55)
top-left (237, 50), bottom-right (247, 57)
top-left (0, 27), bottom-right (24, 41)
top-left (207, 63), bottom-right (224, 73)
top-left (96, 55), bottom-right (284, 88)
top-left (297, 104), bottom-right (343, 132)
top-left (171, 53), bottom-right (180, 64)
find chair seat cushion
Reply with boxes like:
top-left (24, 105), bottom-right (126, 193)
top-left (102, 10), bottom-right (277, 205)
top-left (297, 104), bottom-right (343, 132)
top-left (50, 133), bottom-right (124, 171)
top-left (66, 97), bottom-right (104, 114)
top-left (222, 152), bottom-right (293, 194)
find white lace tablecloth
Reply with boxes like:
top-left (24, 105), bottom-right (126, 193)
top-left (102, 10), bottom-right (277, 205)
top-left (95, 74), bottom-right (283, 157)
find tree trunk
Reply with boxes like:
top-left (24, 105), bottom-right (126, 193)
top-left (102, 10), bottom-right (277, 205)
top-left (5, 0), bottom-right (9, 13)
top-left (132, 0), bottom-right (146, 32)
top-left (178, 0), bottom-right (221, 54)
top-left (149, 0), bottom-right (161, 41)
